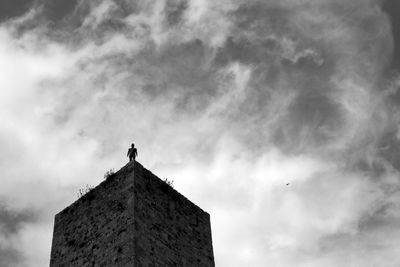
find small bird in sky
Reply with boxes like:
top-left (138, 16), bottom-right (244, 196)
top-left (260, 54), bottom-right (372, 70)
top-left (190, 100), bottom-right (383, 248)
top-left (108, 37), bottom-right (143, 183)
top-left (286, 183), bottom-right (290, 186)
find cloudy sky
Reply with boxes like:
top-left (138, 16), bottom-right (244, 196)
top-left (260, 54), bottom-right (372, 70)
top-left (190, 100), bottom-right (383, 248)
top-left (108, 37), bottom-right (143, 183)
top-left (1, 0), bottom-right (400, 266)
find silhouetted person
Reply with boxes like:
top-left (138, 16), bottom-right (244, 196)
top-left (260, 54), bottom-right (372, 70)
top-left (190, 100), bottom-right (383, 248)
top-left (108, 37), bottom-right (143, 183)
top-left (127, 143), bottom-right (138, 162)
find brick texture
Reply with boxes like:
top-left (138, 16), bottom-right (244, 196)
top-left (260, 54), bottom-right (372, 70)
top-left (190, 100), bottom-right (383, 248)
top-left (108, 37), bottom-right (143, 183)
top-left (50, 161), bottom-right (215, 267)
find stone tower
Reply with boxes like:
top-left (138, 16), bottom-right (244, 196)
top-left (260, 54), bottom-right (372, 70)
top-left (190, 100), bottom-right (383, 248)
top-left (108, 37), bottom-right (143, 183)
top-left (50, 161), bottom-right (215, 266)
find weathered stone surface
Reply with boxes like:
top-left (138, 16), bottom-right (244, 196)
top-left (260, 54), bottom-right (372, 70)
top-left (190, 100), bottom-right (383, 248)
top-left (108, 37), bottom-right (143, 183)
top-left (50, 161), bottom-right (215, 267)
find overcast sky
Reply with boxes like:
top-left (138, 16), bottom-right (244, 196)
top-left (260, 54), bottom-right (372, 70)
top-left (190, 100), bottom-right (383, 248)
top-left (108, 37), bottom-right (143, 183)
top-left (1, 0), bottom-right (400, 266)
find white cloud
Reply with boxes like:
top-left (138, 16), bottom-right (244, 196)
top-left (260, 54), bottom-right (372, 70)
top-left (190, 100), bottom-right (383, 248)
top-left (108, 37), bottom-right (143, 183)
top-left (81, 0), bottom-right (119, 30)
top-left (0, 0), bottom-right (399, 266)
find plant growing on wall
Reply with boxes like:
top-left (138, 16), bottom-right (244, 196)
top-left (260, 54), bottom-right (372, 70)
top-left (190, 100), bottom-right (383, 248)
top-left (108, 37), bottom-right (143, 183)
top-left (77, 184), bottom-right (94, 199)
top-left (104, 168), bottom-right (115, 179)
top-left (163, 177), bottom-right (174, 188)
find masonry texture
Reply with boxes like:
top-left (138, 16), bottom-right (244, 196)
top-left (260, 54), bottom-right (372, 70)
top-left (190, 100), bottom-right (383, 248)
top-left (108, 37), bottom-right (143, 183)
top-left (50, 161), bottom-right (215, 267)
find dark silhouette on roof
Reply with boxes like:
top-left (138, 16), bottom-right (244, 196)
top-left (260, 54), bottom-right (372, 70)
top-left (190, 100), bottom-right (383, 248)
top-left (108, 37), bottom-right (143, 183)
top-left (127, 143), bottom-right (138, 162)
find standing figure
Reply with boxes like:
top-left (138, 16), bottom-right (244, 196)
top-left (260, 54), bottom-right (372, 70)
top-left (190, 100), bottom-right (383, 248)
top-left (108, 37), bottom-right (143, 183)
top-left (127, 143), bottom-right (138, 162)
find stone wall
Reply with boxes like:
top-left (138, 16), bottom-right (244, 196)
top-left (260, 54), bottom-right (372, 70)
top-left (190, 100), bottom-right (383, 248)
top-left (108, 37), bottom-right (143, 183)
top-left (134, 163), bottom-right (214, 266)
top-left (50, 161), bottom-right (214, 267)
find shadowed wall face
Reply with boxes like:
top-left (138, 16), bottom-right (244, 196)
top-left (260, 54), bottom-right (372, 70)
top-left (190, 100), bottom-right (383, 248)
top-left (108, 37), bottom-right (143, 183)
top-left (133, 165), bottom-right (214, 266)
top-left (50, 162), bottom-right (214, 267)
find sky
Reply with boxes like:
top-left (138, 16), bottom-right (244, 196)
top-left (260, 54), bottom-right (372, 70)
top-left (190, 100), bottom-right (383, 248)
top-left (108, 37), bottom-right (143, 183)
top-left (1, 0), bottom-right (400, 266)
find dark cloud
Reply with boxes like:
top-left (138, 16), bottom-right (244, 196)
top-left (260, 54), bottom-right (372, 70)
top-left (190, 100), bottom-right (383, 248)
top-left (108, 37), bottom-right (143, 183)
top-left (165, 0), bottom-right (187, 27)
top-left (272, 93), bottom-right (343, 153)
top-left (215, 36), bottom-right (276, 65)
top-left (378, 128), bottom-right (400, 171)
top-left (0, 0), bottom-right (35, 22)
top-left (0, 247), bottom-right (21, 267)
top-left (359, 201), bottom-right (400, 232)
top-left (39, 0), bottom-right (79, 22)
top-left (208, 2), bottom-right (335, 145)
top-left (316, 191), bottom-right (400, 265)
top-left (0, 202), bottom-right (37, 267)
top-left (383, 0), bottom-right (400, 72)
top-left (9, 0), bottom-right (133, 45)
top-left (0, 202), bottom-right (37, 235)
